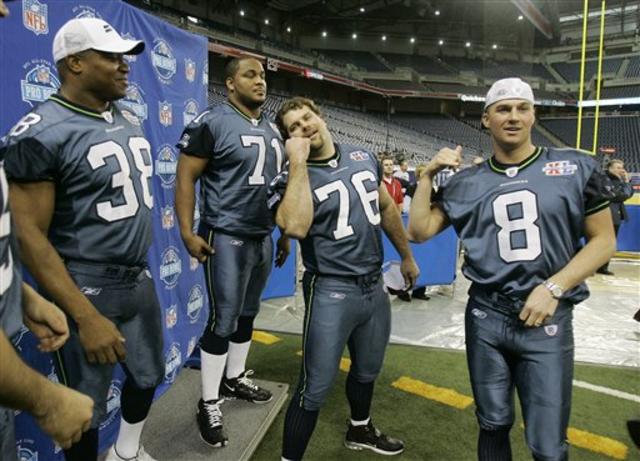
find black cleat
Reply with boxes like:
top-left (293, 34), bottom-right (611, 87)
top-left (344, 420), bottom-right (405, 456)
top-left (220, 369), bottom-right (273, 404)
top-left (197, 398), bottom-right (228, 448)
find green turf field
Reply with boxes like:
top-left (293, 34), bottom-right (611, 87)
top-left (247, 332), bottom-right (640, 461)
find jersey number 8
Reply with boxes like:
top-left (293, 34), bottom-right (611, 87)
top-left (492, 190), bottom-right (542, 263)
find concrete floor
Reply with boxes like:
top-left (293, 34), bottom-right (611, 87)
top-left (256, 258), bottom-right (640, 368)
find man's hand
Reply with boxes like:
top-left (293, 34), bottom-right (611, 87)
top-left (182, 233), bottom-right (214, 262)
top-left (425, 146), bottom-right (462, 178)
top-left (400, 256), bottom-right (420, 290)
top-left (33, 383), bottom-right (94, 449)
top-left (275, 235), bottom-right (290, 268)
top-left (22, 289), bottom-right (69, 353)
top-left (519, 284), bottom-right (559, 327)
top-left (77, 312), bottom-right (126, 364)
top-left (285, 137), bottom-right (311, 165)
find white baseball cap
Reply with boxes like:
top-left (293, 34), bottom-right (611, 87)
top-left (484, 78), bottom-right (535, 110)
top-left (52, 17), bottom-right (144, 63)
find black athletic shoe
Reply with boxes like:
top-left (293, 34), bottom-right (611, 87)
top-left (197, 398), bottom-right (228, 447)
top-left (220, 369), bottom-right (273, 404)
top-left (596, 268), bottom-right (614, 275)
top-left (344, 420), bottom-right (405, 456)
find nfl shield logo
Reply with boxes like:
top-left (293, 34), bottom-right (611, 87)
top-left (505, 166), bottom-right (519, 178)
top-left (185, 59), bottom-right (196, 82)
top-left (161, 205), bottom-right (175, 229)
top-left (23, 0), bottom-right (49, 35)
top-left (544, 324), bottom-right (558, 336)
top-left (159, 101), bottom-right (173, 127)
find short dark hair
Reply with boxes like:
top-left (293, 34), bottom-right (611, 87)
top-left (224, 56), bottom-right (259, 80)
top-left (276, 97), bottom-right (322, 139)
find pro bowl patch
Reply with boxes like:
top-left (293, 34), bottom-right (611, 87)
top-left (542, 161), bottom-right (578, 176)
top-left (350, 150), bottom-right (370, 161)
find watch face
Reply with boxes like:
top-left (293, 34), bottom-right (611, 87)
top-left (551, 286), bottom-right (563, 298)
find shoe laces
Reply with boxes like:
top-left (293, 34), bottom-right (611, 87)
top-left (203, 399), bottom-right (224, 427)
top-left (237, 370), bottom-right (259, 391)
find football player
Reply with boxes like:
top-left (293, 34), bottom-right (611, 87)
top-left (271, 97), bottom-right (419, 460)
top-left (408, 78), bottom-right (616, 461)
top-left (2, 18), bottom-right (165, 461)
top-left (176, 56), bottom-right (289, 447)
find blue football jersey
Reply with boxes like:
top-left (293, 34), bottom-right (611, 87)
top-left (1, 95), bottom-right (153, 265)
top-left (177, 102), bottom-right (285, 237)
top-left (435, 146), bottom-right (610, 303)
top-left (0, 162), bottom-right (23, 340)
top-left (269, 144), bottom-right (383, 276)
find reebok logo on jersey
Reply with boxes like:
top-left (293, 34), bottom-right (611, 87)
top-left (471, 308), bottom-right (487, 319)
top-left (542, 161), bottom-right (577, 176)
top-left (329, 292), bottom-right (346, 300)
top-left (230, 239), bottom-right (244, 247)
top-left (544, 324), bottom-right (558, 336)
top-left (80, 286), bottom-right (102, 296)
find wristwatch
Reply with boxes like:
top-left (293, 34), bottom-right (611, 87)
top-left (542, 280), bottom-right (564, 299)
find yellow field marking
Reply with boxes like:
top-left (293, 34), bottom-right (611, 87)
top-left (391, 376), bottom-right (474, 410)
top-left (567, 428), bottom-right (629, 460)
top-left (252, 330), bottom-right (281, 345)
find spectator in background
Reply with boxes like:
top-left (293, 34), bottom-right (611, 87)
top-left (394, 159), bottom-right (416, 214)
top-left (597, 159), bottom-right (634, 275)
top-left (382, 156), bottom-right (404, 212)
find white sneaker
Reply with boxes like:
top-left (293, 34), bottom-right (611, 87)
top-left (105, 444), bottom-right (157, 461)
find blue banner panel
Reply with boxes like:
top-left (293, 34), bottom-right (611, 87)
top-left (1, 0), bottom-right (211, 457)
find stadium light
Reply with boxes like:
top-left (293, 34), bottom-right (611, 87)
top-left (322, 30), bottom-right (327, 37)
top-left (492, 43), bottom-right (498, 49)
top-left (410, 37), bottom-right (415, 43)
top-left (435, 10), bottom-right (440, 16)
top-left (465, 41), bottom-right (471, 47)
top-left (286, 26), bottom-right (291, 33)
top-left (438, 39), bottom-right (444, 45)
top-left (239, 9), bottom-right (245, 17)
top-left (518, 14), bottom-right (524, 20)
top-left (352, 33), bottom-right (358, 39)
top-left (264, 18), bottom-right (270, 25)
top-left (187, 16), bottom-right (199, 24)
top-left (360, 7), bottom-right (365, 13)
top-left (382, 35), bottom-right (387, 41)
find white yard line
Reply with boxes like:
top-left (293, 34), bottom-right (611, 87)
top-left (573, 379), bottom-right (640, 403)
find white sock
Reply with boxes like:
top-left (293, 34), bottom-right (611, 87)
top-left (282, 458), bottom-right (294, 461)
top-left (226, 340), bottom-right (251, 379)
top-left (350, 417), bottom-right (370, 427)
top-left (114, 418), bottom-right (145, 459)
top-left (201, 350), bottom-right (227, 401)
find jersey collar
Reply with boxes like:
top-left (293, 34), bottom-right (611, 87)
top-left (307, 143), bottom-right (340, 167)
top-left (49, 94), bottom-right (114, 122)
top-left (488, 146), bottom-right (543, 175)
top-left (225, 101), bottom-right (262, 126)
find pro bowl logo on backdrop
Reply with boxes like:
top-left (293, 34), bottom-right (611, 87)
top-left (72, 4), bottom-right (102, 19)
top-left (183, 99), bottom-right (199, 127)
top-left (187, 336), bottom-right (198, 356)
top-left (99, 380), bottom-right (122, 431)
top-left (155, 144), bottom-right (177, 188)
top-left (185, 58), bottom-right (196, 82)
top-left (159, 100), bottom-right (173, 127)
top-left (187, 285), bottom-right (204, 324)
top-left (152, 39), bottom-right (177, 84)
top-left (20, 59), bottom-right (60, 107)
top-left (16, 438), bottom-right (38, 461)
top-left (159, 246), bottom-right (182, 289)
top-left (22, 0), bottom-right (48, 36)
top-left (165, 342), bottom-right (182, 383)
top-left (121, 83), bottom-right (148, 121)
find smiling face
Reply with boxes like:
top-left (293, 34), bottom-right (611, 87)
top-left (63, 50), bottom-right (131, 102)
top-left (482, 99), bottom-right (535, 151)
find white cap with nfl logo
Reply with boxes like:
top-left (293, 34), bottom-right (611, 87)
top-left (52, 17), bottom-right (144, 63)
top-left (484, 78), bottom-right (535, 110)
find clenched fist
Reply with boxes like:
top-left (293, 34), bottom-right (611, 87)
top-left (425, 146), bottom-right (462, 178)
top-left (285, 137), bottom-right (311, 165)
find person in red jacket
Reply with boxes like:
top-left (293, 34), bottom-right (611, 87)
top-left (381, 156), bottom-right (404, 212)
